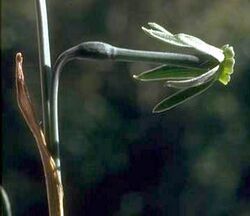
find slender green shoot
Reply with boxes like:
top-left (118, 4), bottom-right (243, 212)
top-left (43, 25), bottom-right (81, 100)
top-left (35, 0), bottom-right (62, 179)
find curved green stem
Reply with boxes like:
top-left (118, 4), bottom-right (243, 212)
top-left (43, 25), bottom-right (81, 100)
top-left (50, 41), bottom-right (212, 160)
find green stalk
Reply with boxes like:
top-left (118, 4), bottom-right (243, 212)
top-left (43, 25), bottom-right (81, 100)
top-left (35, 0), bottom-right (51, 139)
top-left (35, 0), bottom-right (62, 182)
top-left (115, 47), bottom-right (200, 66)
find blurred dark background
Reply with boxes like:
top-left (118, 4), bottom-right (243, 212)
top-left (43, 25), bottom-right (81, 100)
top-left (2, 0), bottom-right (250, 215)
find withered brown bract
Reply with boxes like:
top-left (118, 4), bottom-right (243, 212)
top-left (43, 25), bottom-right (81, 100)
top-left (15, 53), bottom-right (64, 216)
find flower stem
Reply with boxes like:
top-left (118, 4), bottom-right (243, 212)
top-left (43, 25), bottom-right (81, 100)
top-left (115, 47), bottom-right (201, 66)
top-left (50, 41), bottom-right (216, 156)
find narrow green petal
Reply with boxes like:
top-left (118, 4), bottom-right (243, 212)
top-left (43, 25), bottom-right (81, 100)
top-left (153, 79), bottom-right (215, 113)
top-left (176, 33), bottom-right (224, 62)
top-left (133, 65), bottom-right (206, 81)
top-left (142, 27), bottom-right (189, 47)
top-left (165, 65), bottom-right (219, 89)
top-left (147, 22), bottom-right (173, 36)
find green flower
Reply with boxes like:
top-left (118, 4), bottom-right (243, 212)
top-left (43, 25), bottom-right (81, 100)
top-left (134, 23), bottom-right (235, 113)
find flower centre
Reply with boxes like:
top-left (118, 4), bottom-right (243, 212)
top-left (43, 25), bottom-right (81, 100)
top-left (218, 45), bottom-right (235, 85)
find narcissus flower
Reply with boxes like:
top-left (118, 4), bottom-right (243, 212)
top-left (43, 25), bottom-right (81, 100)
top-left (134, 23), bottom-right (235, 113)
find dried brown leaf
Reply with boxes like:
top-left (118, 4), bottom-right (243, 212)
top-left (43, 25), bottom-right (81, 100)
top-left (15, 53), bottom-right (64, 216)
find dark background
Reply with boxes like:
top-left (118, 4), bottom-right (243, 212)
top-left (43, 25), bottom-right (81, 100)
top-left (2, 0), bottom-right (250, 215)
